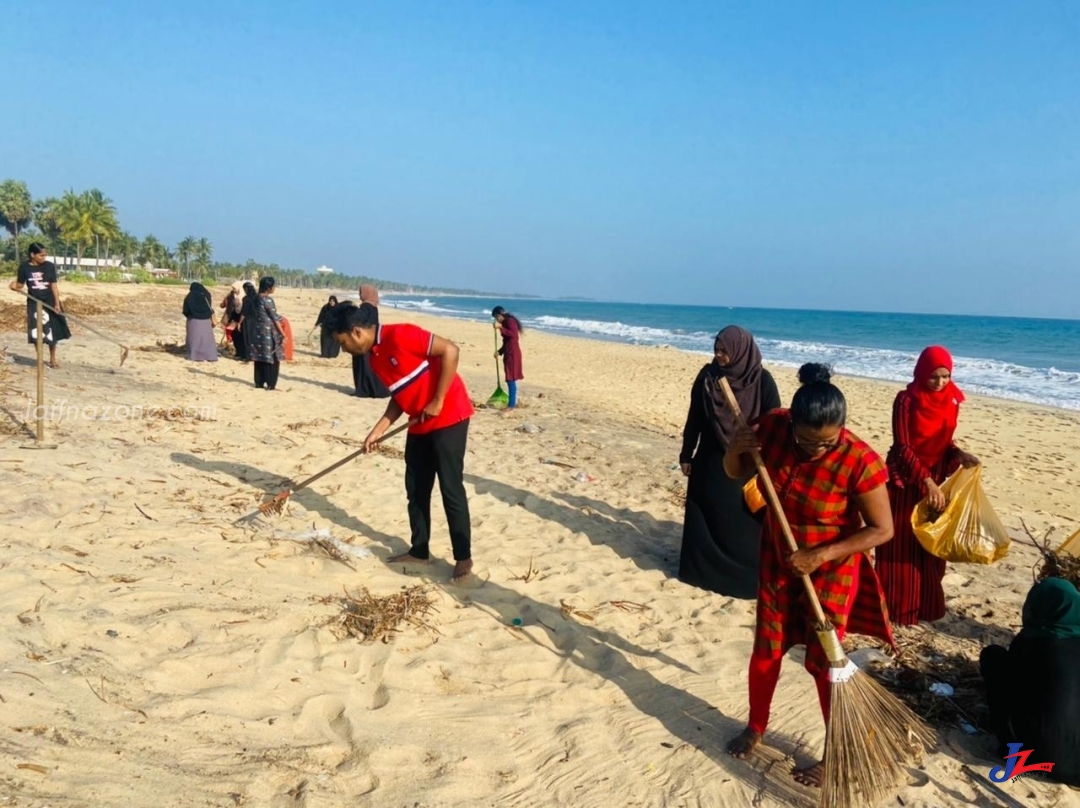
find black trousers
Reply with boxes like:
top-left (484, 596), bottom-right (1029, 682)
top-left (404, 419), bottom-right (471, 561)
top-left (254, 360), bottom-right (280, 390)
top-left (232, 326), bottom-right (247, 360)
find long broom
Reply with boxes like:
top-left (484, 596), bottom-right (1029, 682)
top-left (718, 377), bottom-right (934, 808)
top-left (234, 419), bottom-right (412, 526)
top-left (486, 327), bottom-right (509, 408)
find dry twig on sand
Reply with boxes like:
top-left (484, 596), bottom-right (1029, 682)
top-left (609, 600), bottom-right (648, 613)
top-left (509, 557), bottom-right (540, 583)
top-left (559, 599), bottom-right (595, 622)
top-left (375, 443), bottom-right (405, 460)
top-left (322, 584), bottom-right (439, 643)
top-left (666, 483), bottom-right (687, 509)
top-left (1018, 519), bottom-right (1080, 588)
top-left (309, 538), bottom-right (356, 571)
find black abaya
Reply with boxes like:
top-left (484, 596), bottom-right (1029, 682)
top-left (980, 610), bottom-right (1080, 785)
top-left (320, 328), bottom-right (341, 359)
top-left (353, 353), bottom-right (389, 398)
top-left (678, 366), bottom-right (780, 597)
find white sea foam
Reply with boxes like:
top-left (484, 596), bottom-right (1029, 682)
top-left (379, 299), bottom-right (1080, 410)
top-left (532, 315), bottom-right (682, 343)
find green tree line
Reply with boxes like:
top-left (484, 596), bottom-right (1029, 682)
top-left (0, 178), bottom-right (494, 294)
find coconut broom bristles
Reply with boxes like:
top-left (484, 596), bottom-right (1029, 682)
top-left (717, 378), bottom-right (934, 808)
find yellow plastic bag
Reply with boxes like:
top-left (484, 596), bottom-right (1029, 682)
top-left (911, 466), bottom-right (1010, 564)
top-left (1058, 528), bottom-right (1080, 558)
top-left (743, 476), bottom-right (766, 514)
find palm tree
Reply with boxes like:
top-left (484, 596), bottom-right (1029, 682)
top-left (55, 190), bottom-right (96, 271)
top-left (81, 189), bottom-right (119, 266)
top-left (194, 237), bottom-right (213, 279)
top-left (0, 179), bottom-right (34, 260)
top-left (175, 236), bottom-right (196, 279)
top-left (139, 235), bottom-right (166, 270)
top-left (112, 231), bottom-right (137, 269)
top-left (33, 197), bottom-right (65, 263)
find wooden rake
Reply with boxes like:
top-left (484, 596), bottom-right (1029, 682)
top-left (717, 377), bottom-right (934, 808)
top-left (235, 420), bottom-right (412, 527)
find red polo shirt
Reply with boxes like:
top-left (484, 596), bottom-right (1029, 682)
top-left (369, 324), bottom-right (474, 435)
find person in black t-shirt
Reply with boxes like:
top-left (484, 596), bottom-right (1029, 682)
top-left (8, 242), bottom-right (71, 368)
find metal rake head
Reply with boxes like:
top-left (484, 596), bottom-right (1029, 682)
top-left (258, 491), bottom-right (291, 517)
top-left (233, 491), bottom-right (291, 529)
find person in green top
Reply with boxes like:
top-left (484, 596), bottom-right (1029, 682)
top-left (980, 577), bottom-right (1080, 786)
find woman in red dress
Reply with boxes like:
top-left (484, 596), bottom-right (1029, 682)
top-left (877, 346), bottom-right (979, 625)
top-left (723, 363), bottom-right (896, 787)
top-left (492, 306), bottom-right (524, 410)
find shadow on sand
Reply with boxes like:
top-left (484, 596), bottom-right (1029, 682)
top-left (170, 450), bottom-right (816, 806)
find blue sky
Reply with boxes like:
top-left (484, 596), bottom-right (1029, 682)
top-left (8, 1), bottom-right (1078, 317)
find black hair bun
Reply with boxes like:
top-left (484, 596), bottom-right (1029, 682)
top-left (798, 363), bottom-right (833, 385)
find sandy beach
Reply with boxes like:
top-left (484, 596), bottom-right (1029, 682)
top-left (1, 283), bottom-right (1078, 808)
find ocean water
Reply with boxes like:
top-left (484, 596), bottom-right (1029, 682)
top-left (363, 295), bottom-right (1080, 411)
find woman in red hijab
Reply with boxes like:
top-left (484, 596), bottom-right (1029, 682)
top-left (877, 346), bottom-right (980, 624)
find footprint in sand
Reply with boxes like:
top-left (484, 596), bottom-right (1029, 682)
top-left (370, 683), bottom-right (390, 710)
top-left (296, 695), bottom-right (354, 748)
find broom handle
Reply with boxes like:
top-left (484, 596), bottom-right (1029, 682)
top-left (718, 378), bottom-right (830, 626)
top-left (286, 420), bottom-right (412, 493)
top-left (493, 327), bottom-right (503, 387)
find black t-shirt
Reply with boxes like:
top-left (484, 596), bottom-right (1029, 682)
top-left (17, 260), bottom-right (58, 303)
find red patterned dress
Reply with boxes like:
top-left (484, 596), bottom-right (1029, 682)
top-left (745, 409), bottom-right (896, 734)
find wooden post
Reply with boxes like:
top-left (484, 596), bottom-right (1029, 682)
top-left (34, 299), bottom-right (45, 442)
top-left (23, 299), bottom-right (57, 450)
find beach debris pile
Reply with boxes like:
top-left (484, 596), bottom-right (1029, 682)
top-left (322, 584), bottom-right (439, 644)
top-left (0, 303), bottom-right (24, 332)
top-left (135, 340), bottom-right (186, 355)
top-left (1020, 520), bottom-right (1080, 589)
top-left (62, 296), bottom-right (111, 317)
top-left (859, 633), bottom-right (986, 732)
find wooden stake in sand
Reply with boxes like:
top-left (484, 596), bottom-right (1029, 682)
top-left (22, 300), bottom-right (57, 451)
top-left (718, 377), bottom-right (934, 808)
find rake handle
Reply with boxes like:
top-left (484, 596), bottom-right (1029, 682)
top-left (12, 288), bottom-right (131, 365)
top-left (284, 420), bottom-right (412, 495)
top-left (718, 377), bottom-right (829, 627)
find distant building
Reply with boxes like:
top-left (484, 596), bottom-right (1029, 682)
top-left (48, 255), bottom-right (124, 270)
top-left (315, 265), bottom-right (334, 274)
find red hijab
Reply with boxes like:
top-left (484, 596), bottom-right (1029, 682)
top-left (905, 346), bottom-right (965, 466)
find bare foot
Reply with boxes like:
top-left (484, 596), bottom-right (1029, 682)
top-left (388, 552), bottom-right (431, 565)
top-left (792, 761), bottom-right (823, 788)
top-left (451, 559), bottom-right (474, 582)
top-left (49, 361), bottom-right (60, 369)
top-left (726, 728), bottom-right (762, 760)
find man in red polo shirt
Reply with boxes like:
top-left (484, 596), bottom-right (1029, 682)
top-left (329, 302), bottom-right (474, 582)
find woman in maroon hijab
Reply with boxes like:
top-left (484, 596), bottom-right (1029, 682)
top-left (877, 346), bottom-right (979, 624)
top-left (678, 326), bottom-right (780, 598)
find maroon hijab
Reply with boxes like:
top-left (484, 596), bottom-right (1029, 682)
top-left (704, 326), bottom-right (764, 446)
